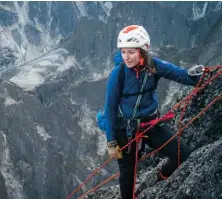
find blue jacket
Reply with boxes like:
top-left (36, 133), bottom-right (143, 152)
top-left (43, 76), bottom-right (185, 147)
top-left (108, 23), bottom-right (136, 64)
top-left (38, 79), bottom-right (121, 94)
top-left (104, 52), bottom-right (200, 142)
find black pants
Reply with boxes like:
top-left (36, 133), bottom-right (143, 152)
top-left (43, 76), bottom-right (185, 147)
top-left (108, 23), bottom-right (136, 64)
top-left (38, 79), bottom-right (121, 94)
top-left (116, 123), bottom-right (192, 199)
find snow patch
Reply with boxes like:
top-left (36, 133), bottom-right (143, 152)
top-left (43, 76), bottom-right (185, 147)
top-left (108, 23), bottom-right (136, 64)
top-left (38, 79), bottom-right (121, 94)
top-left (89, 59), bottom-right (112, 82)
top-left (0, 28), bottom-right (14, 48)
top-left (78, 102), bottom-right (97, 136)
top-left (192, 2), bottom-right (208, 20)
top-left (215, 2), bottom-right (222, 11)
top-left (70, 98), bottom-right (77, 105)
top-left (67, 129), bottom-right (74, 136)
top-left (100, 168), bottom-right (109, 176)
top-left (0, 131), bottom-right (27, 199)
top-left (14, 2), bottom-right (30, 26)
top-left (10, 48), bottom-right (76, 90)
top-left (0, 88), bottom-right (22, 106)
top-left (0, 4), bottom-right (16, 13)
top-left (36, 125), bottom-right (52, 141)
top-left (90, 69), bottom-right (110, 81)
top-left (75, 175), bottom-right (87, 192)
top-left (104, 2), bottom-right (113, 15)
top-left (77, 149), bottom-right (98, 171)
top-left (77, 101), bottom-right (107, 156)
top-left (1, 2), bottom-right (64, 64)
top-left (97, 133), bottom-right (107, 156)
top-left (75, 2), bottom-right (88, 17)
top-left (100, 2), bottom-right (113, 17)
top-left (5, 96), bottom-right (18, 106)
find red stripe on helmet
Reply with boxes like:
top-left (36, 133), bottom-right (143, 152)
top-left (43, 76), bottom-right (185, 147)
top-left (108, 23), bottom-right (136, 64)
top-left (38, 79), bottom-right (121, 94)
top-left (122, 25), bottom-right (139, 33)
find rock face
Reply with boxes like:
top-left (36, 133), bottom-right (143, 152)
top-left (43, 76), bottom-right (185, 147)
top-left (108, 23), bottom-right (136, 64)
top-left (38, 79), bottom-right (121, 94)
top-left (0, 47), bottom-right (18, 71)
top-left (1, 1), bottom-right (222, 65)
top-left (0, 1), bottom-right (113, 63)
top-left (0, 2), bottom-right (221, 199)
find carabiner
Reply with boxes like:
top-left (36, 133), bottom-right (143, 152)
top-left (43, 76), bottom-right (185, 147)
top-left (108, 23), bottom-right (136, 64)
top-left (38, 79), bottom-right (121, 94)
top-left (188, 65), bottom-right (205, 76)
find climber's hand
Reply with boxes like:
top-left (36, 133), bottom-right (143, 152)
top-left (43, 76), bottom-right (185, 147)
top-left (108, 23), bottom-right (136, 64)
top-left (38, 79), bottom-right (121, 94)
top-left (107, 140), bottom-right (123, 159)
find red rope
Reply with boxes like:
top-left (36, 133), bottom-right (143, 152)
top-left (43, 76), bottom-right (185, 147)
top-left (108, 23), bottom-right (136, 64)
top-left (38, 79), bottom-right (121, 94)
top-left (65, 158), bottom-right (112, 199)
top-left (77, 93), bottom-right (221, 199)
top-left (121, 64), bottom-right (219, 152)
top-left (66, 65), bottom-right (221, 199)
top-left (176, 66), bottom-right (222, 166)
top-left (172, 65), bottom-right (221, 111)
top-left (177, 68), bottom-right (209, 166)
top-left (133, 127), bottom-right (140, 199)
top-left (140, 93), bottom-right (222, 161)
top-left (77, 173), bottom-right (119, 199)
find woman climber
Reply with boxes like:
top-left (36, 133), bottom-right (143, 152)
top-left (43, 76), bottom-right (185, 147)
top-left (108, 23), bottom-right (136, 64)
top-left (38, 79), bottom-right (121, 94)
top-left (104, 25), bottom-right (202, 199)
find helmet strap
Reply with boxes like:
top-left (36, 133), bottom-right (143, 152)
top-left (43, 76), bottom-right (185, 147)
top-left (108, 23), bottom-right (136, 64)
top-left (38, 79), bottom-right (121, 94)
top-left (139, 57), bottom-right (144, 65)
top-left (132, 49), bottom-right (147, 78)
top-left (138, 48), bottom-right (144, 66)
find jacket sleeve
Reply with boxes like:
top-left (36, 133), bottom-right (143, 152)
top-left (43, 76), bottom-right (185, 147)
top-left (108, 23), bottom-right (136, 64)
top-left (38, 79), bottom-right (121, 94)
top-left (153, 58), bottom-right (201, 86)
top-left (104, 66), bottom-right (121, 142)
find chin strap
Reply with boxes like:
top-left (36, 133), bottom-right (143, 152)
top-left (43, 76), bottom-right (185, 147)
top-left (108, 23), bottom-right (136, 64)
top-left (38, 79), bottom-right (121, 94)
top-left (139, 57), bottom-right (144, 65)
top-left (133, 49), bottom-right (146, 78)
top-left (134, 54), bottom-right (145, 78)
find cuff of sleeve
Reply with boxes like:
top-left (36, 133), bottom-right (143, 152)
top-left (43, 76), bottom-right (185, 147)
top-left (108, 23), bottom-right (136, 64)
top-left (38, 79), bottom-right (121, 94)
top-left (107, 140), bottom-right (117, 147)
top-left (106, 132), bottom-right (117, 142)
top-left (189, 74), bottom-right (201, 84)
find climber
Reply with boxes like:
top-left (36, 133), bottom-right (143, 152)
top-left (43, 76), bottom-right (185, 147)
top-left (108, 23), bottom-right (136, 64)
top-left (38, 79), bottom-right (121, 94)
top-left (104, 25), bottom-right (203, 199)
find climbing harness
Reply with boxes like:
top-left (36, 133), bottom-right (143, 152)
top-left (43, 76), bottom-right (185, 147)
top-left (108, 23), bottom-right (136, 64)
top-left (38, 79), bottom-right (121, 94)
top-left (120, 68), bottom-right (148, 153)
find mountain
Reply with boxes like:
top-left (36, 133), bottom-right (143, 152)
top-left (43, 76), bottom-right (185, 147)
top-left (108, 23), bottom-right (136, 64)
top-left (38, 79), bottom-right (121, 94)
top-left (0, 1), bottom-right (221, 199)
top-left (0, 1), bottom-right (113, 64)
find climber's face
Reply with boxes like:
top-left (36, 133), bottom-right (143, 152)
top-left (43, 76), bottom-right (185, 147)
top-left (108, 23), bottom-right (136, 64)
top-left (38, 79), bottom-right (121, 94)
top-left (121, 48), bottom-right (140, 68)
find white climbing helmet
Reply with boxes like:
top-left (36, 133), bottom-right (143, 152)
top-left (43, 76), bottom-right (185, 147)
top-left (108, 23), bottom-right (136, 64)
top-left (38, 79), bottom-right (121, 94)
top-left (117, 25), bottom-right (150, 52)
